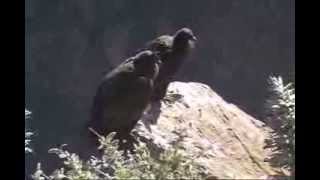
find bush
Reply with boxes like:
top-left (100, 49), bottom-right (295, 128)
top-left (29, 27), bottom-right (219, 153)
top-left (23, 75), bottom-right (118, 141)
top-left (265, 76), bottom-right (295, 176)
top-left (25, 109), bottom-right (33, 154)
top-left (31, 129), bottom-right (205, 180)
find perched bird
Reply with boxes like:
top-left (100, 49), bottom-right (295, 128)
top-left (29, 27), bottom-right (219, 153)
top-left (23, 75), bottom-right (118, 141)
top-left (88, 50), bottom-right (161, 141)
top-left (137, 27), bottom-right (197, 101)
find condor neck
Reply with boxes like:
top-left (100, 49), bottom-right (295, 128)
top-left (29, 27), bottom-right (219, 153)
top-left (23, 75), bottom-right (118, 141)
top-left (172, 38), bottom-right (189, 51)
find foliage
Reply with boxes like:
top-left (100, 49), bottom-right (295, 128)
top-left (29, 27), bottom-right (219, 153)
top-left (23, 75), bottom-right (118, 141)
top-left (265, 76), bottom-right (295, 176)
top-left (31, 129), bottom-right (205, 180)
top-left (25, 109), bottom-right (33, 154)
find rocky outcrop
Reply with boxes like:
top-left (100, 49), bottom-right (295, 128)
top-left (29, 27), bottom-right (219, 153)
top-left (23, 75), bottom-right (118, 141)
top-left (133, 82), bottom-right (281, 179)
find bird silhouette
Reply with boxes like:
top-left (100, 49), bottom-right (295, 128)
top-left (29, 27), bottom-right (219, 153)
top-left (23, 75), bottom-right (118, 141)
top-left (88, 50), bottom-right (161, 143)
top-left (137, 27), bottom-right (197, 101)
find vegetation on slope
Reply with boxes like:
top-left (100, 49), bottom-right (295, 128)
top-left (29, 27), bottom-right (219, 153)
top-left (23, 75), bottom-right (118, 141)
top-left (265, 76), bottom-right (295, 177)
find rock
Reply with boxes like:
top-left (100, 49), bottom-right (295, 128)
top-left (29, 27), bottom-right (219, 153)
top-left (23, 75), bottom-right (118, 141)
top-left (132, 81), bottom-right (282, 179)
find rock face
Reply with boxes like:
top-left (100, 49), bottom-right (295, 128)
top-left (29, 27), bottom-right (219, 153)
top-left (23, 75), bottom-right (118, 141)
top-left (133, 81), bottom-right (281, 179)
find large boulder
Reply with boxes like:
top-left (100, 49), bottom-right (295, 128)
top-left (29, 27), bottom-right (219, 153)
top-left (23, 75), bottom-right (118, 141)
top-left (133, 81), bottom-right (281, 179)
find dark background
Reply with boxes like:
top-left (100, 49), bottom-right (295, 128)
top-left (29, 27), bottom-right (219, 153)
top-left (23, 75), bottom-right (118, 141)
top-left (25, 0), bottom-right (294, 174)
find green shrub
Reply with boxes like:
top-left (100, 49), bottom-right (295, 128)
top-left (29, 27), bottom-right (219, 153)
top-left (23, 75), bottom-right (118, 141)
top-left (265, 76), bottom-right (295, 176)
top-left (31, 129), bottom-right (205, 180)
top-left (25, 109), bottom-right (33, 154)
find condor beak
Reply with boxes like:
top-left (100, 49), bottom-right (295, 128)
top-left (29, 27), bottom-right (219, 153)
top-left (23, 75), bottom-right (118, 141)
top-left (191, 36), bottom-right (197, 41)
